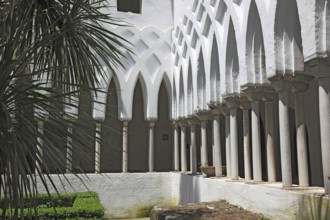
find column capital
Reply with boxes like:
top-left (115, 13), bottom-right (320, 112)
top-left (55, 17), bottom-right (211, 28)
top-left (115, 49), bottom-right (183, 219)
top-left (223, 95), bottom-right (241, 109)
top-left (187, 117), bottom-right (199, 126)
top-left (179, 120), bottom-right (189, 127)
top-left (222, 107), bottom-right (230, 116)
top-left (307, 57), bottom-right (330, 78)
top-left (270, 74), bottom-right (313, 93)
top-left (195, 110), bottom-right (210, 121)
top-left (208, 103), bottom-right (223, 115)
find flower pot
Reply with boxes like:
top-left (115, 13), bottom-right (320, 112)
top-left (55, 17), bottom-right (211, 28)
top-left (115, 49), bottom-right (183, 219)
top-left (200, 166), bottom-right (215, 177)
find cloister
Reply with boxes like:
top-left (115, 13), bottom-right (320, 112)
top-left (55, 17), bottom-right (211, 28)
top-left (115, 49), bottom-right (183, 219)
top-left (37, 0), bottom-right (330, 218)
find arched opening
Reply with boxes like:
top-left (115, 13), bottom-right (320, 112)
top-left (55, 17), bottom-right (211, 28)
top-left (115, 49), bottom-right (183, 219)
top-left (179, 69), bottom-right (185, 118)
top-left (187, 61), bottom-right (193, 115)
top-left (155, 80), bottom-right (173, 171)
top-left (226, 19), bottom-right (239, 94)
top-left (101, 80), bottom-right (122, 172)
top-left (246, 0), bottom-right (266, 84)
top-left (128, 79), bottom-right (148, 172)
top-left (210, 36), bottom-right (221, 104)
top-left (197, 50), bottom-right (206, 110)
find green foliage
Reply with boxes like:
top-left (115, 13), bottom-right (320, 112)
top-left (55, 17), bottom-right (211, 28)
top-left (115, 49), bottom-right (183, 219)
top-left (0, 0), bottom-right (129, 218)
top-left (0, 192), bottom-right (104, 219)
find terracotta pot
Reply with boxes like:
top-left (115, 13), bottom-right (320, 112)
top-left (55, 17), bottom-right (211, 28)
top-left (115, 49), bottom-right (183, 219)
top-left (200, 166), bottom-right (215, 177)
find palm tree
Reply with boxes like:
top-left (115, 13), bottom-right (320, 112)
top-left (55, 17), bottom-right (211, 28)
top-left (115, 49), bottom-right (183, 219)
top-left (0, 0), bottom-right (129, 218)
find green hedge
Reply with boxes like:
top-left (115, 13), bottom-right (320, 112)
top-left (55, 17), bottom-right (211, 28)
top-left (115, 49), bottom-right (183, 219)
top-left (0, 192), bottom-right (104, 219)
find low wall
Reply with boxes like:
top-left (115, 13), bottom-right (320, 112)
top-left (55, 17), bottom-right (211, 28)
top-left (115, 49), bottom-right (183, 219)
top-left (36, 173), bottom-right (173, 218)
top-left (27, 172), bottom-right (330, 219)
top-left (171, 173), bottom-right (330, 220)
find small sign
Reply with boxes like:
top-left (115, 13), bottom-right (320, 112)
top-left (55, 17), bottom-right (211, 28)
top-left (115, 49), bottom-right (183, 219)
top-left (162, 134), bottom-right (169, 141)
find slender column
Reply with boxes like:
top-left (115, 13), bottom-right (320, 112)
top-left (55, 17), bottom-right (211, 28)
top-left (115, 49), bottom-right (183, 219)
top-left (272, 79), bottom-right (293, 187)
top-left (251, 100), bottom-right (262, 182)
top-left (173, 122), bottom-right (180, 171)
top-left (95, 123), bottom-right (101, 173)
top-left (223, 109), bottom-right (231, 177)
top-left (212, 113), bottom-right (222, 177)
top-left (294, 92), bottom-right (309, 187)
top-left (242, 107), bottom-right (251, 180)
top-left (278, 90), bottom-right (292, 187)
top-left (36, 120), bottom-right (44, 174)
top-left (66, 125), bottom-right (73, 173)
top-left (200, 120), bottom-right (208, 166)
top-left (188, 119), bottom-right (198, 174)
top-left (318, 77), bottom-right (330, 193)
top-left (148, 121), bottom-right (156, 172)
top-left (122, 121), bottom-right (129, 173)
top-left (265, 101), bottom-right (276, 182)
top-left (230, 107), bottom-right (238, 180)
top-left (180, 122), bottom-right (187, 172)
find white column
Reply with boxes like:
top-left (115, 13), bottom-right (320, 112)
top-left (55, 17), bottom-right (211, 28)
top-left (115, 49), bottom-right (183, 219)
top-left (173, 122), bottom-right (180, 171)
top-left (200, 120), bottom-right (208, 166)
top-left (278, 90), bottom-right (292, 187)
top-left (95, 123), bottom-right (101, 173)
top-left (122, 121), bottom-right (129, 173)
top-left (148, 121), bottom-right (156, 172)
top-left (66, 125), bottom-right (73, 173)
top-left (36, 120), bottom-right (44, 174)
top-left (294, 92), bottom-right (309, 187)
top-left (212, 114), bottom-right (222, 177)
top-left (242, 108), bottom-right (251, 180)
top-left (188, 119), bottom-right (198, 174)
top-left (180, 123), bottom-right (187, 172)
top-left (230, 107), bottom-right (239, 180)
top-left (265, 101), bottom-right (276, 182)
top-left (318, 77), bottom-right (330, 193)
top-left (223, 109), bottom-right (231, 177)
top-left (251, 101), bottom-right (262, 182)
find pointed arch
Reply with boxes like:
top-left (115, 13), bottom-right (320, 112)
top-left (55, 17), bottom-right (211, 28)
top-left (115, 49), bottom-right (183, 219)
top-left (101, 79), bottom-right (122, 172)
top-left (179, 68), bottom-right (185, 118)
top-left (275, 0), bottom-right (304, 74)
top-left (226, 19), bottom-right (239, 94)
top-left (197, 50), bottom-right (207, 110)
top-left (172, 76), bottom-right (178, 120)
top-left (210, 35), bottom-right (221, 104)
top-left (187, 60), bottom-right (193, 116)
top-left (246, 0), bottom-right (266, 84)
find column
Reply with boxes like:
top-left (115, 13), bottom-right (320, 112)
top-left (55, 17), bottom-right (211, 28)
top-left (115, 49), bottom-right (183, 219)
top-left (173, 122), bottom-right (180, 171)
top-left (222, 108), bottom-right (231, 177)
top-left (265, 100), bottom-right (276, 182)
top-left (240, 103), bottom-right (251, 181)
top-left (310, 64), bottom-right (330, 193)
top-left (318, 77), bottom-right (330, 193)
top-left (122, 121), bottom-right (129, 173)
top-left (180, 122), bottom-right (187, 172)
top-left (95, 122), bottom-right (101, 173)
top-left (294, 92), bottom-right (309, 187)
top-left (66, 124), bottom-right (73, 173)
top-left (272, 80), bottom-right (292, 187)
top-left (213, 113), bottom-right (222, 177)
top-left (200, 119), bottom-right (209, 166)
top-left (148, 121), bottom-right (156, 172)
top-left (251, 100), bottom-right (262, 182)
top-left (188, 119), bottom-right (198, 174)
top-left (226, 98), bottom-right (239, 180)
top-left (36, 120), bottom-right (44, 174)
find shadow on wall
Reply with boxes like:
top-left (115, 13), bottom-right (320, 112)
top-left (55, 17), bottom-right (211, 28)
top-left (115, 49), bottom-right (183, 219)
top-left (297, 195), bottom-right (330, 219)
top-left (179, 174), bottom-right (200, 205)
